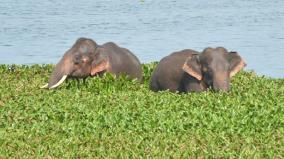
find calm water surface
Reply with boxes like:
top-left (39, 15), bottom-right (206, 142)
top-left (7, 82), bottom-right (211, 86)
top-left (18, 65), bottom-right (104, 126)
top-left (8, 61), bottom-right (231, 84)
top-left (1, 0), bottom-right (284, 78)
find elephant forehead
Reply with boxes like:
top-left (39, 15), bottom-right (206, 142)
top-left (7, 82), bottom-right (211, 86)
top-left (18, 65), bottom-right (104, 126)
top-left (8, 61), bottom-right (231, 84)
top-left (79, 45), bottom-right (89, 53)
top-left (204, 50), bottom-right (225, 56)
top-left (201, 51), bottom-right (227, 62)
top-left (200, 56), bottom-right (229, 71)
top-left (211, 61), bottom-right (229, 71)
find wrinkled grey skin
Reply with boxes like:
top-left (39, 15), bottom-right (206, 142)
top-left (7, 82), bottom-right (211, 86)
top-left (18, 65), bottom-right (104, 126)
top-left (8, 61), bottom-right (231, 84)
top-left (150, 47), bottom-right (246, 92)
top-left (91, 42), bottom-right (143, 81)
top-left (45, 37), bottom-right (142, 89)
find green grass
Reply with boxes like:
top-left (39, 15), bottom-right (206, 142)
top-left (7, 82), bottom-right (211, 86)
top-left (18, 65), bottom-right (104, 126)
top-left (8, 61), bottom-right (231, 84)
top-left (0, 63), bottom-right (284, 158)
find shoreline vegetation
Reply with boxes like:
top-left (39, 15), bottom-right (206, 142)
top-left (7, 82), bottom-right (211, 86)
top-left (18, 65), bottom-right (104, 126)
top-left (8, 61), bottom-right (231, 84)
top-left (0, 63), bottom-right (284, 158)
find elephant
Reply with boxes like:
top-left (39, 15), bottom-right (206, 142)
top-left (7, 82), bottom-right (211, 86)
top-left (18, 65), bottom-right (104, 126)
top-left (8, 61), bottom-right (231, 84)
top-left (150, 47), bottom-right (246, 92)
top-left (41, 38), bottom-right (143, 89)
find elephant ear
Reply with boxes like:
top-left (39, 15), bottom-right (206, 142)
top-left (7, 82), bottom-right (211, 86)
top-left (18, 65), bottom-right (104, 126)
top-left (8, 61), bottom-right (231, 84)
top-left (182, 55), bottom-right (202, 81)
top-left (91, 59), bottom-right (110, 76)
top-left (228, 52), bottom-right (247, 77)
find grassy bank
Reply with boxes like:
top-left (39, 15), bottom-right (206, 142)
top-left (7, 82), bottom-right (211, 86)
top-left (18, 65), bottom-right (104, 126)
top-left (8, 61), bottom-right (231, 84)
top-left (0, 64), bottom-right (284, 158)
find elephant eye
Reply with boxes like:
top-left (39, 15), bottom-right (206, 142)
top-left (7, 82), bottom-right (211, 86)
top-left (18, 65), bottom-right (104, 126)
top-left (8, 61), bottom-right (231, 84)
top-left (204, 67), bottom-right (213, 76)
top-left (73, 54), bottom-right (81, 64)
top-left (202, 67), bottom-right (208, 72)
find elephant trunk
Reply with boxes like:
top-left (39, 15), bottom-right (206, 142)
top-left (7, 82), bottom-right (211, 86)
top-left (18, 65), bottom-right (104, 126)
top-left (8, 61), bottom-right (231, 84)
top-left (47, 54), bottom-right (71, 89)
top-left (212, 73), bottom-right (230, 92)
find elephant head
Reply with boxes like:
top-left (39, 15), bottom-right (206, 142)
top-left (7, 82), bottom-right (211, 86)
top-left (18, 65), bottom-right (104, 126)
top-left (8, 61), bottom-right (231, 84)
top-left (41, 38), bottom-right (98, 89)
top-left (183, 47), bottom-right (246, 92)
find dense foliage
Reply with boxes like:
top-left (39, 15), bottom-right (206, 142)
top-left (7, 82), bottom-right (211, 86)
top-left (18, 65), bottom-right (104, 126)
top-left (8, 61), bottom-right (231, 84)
top-left (0, 64), bottom-right (283, 158)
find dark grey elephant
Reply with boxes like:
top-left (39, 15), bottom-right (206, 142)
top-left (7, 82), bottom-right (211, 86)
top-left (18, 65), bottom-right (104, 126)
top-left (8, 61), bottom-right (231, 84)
top-left (41, 38), bottom-right (142, 89)
top-left (150, 47), bottom-right (246, 92)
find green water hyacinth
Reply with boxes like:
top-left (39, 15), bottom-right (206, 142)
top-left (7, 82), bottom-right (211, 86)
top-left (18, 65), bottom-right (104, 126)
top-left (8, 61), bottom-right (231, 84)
top-left (0, 63), bottom-right (284, 158)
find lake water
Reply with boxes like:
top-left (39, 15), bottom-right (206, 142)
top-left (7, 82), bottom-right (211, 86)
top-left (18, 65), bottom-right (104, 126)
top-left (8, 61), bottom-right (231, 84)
top-left (1, 0), bottom-right (284, 78)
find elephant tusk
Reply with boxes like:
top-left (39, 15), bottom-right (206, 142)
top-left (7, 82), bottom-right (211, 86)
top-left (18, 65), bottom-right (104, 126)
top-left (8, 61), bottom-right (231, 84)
top-left (49, 75), bottom-right (68, 89)
top-left (40, 83), bottom-right (48, 89)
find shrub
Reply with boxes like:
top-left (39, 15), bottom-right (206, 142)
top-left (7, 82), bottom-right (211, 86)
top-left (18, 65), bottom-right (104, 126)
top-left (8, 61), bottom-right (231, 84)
top-left (0, 64), bottom-right (283, 158)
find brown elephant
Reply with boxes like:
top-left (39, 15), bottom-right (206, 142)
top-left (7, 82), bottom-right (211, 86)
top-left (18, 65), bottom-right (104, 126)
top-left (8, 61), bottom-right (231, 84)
top-left (41, 38), bottom-right (142, 89)
top-left (150, 47), bottom-right (246, 92)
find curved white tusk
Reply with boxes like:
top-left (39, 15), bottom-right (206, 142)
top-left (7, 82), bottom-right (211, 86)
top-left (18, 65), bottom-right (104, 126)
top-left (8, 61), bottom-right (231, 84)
top-left (49, 75), bottom-right (68, 89)
top-left (40, 83), bottom-right (48, 89)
